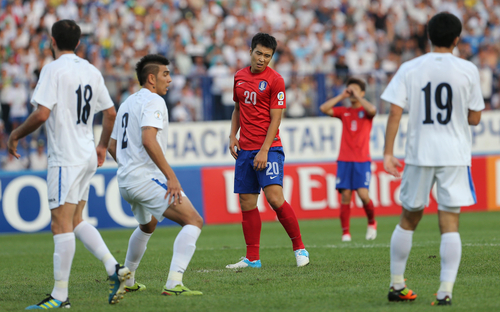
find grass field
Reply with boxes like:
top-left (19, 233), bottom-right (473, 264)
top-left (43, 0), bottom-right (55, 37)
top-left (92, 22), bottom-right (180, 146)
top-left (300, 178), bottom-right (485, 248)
top-left (1, 211), bottom-right (499, 311)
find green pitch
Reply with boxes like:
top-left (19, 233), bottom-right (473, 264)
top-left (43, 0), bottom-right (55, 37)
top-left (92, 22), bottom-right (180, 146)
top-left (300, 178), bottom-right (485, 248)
top-left (1, 211), bottom-right (499, 311)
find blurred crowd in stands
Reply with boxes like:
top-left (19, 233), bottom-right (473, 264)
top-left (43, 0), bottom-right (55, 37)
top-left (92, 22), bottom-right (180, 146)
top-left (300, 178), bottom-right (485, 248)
top-left (1, 0), bottom-right (500, 170)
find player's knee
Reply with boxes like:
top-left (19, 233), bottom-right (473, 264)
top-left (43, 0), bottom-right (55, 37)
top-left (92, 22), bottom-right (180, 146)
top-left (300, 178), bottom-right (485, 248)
top-left (266, 196), bottom-right (284, 210)
top-left (340, 192), bottom-right (352, 204)
top-left (140, 221), bottom-right (157, 234)
top-left (360, 195), bottom-right (370, 205)
top-left (400, 207), bottom-right (424, 230)
top-left (193, 214), bottom-right (204, 229)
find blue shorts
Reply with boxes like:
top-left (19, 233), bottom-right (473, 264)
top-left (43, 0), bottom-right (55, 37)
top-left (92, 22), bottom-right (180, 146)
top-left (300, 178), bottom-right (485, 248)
top-left (336, 161), bottom-right (371, 190)
top-left (234, 146), bottom-right (284, 194)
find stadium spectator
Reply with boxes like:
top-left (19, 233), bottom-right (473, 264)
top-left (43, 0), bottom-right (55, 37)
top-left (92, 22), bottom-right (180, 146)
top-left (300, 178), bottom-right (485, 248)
top-left (1, 151), bottom-right (28, 171)
top-left (29, 139), bottom-right (47, 171)
top-left (7, 79), bottom-right (28, 130)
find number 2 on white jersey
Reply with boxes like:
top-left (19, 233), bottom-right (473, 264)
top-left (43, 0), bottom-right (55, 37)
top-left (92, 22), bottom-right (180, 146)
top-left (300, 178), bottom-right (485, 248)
top-left (244, 90), bottom-right (256, 105)
top-left (121, 113), bottom-right (129, 149)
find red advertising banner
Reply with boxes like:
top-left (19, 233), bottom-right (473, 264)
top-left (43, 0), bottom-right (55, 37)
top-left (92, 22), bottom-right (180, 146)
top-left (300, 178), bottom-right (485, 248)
top-left (202, 158), bottom-right (489, 225)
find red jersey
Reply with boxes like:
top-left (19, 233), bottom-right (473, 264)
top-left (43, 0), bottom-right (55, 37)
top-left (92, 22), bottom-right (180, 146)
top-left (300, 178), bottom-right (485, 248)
top-left (233, 66), bottom-right (286, 150)
top-left (333, 106), bottom-right (373, 162)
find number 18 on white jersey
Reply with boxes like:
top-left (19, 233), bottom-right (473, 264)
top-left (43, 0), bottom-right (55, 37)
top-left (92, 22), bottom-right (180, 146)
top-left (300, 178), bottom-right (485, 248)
top-left (31, 54), bottom-right (114, 167)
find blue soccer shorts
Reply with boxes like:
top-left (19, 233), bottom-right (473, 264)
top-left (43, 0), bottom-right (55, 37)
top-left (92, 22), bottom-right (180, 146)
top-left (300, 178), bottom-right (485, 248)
top-left (336, 161), bottom-right (371, 190)
top-left (234, 146), bottom-right (284, 194)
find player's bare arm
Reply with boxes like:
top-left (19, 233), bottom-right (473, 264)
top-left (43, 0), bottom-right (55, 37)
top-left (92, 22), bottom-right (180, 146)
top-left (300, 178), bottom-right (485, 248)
top-left (7, 105), bottom-right (51, 158)
top-left (142, 126), bottom-right (182, 205)
top-left (108, 138), bottom-right (117, 162)
top-left (254, 108), bottom-right (282, 171)
top-left (229, 101), bottom-right (241, 159)
top-left (319, 89), bottom-right (350, 116)
top-left (468, 110), bottom-right (482, 126)
top-left (96, 106), bottom-right (117, 167)
top-left (383, 104), bottom-right (403, 178)
top-left (349, 86), bottom-right (377, 117)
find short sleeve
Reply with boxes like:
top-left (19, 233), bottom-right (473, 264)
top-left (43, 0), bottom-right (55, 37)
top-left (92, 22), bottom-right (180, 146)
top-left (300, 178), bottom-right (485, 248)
top-left (468, 66), bottom-right (486, 111)
top-left (110, 112), bottom-right (119, 140)
top-left (233, 76), bottom-right (239, 103)
top-left (141, 97), bottom-right (166, 129)
top-left (95, 74), bottom-right (114, 112)
top-left (31, 65), bottom-right (57, 110)
top-left (270, 77), bottom-right (286, 109)
top-left (332, 106), bottom-right (346, 119)
top-left (381, 64), bottom-right (408, 109)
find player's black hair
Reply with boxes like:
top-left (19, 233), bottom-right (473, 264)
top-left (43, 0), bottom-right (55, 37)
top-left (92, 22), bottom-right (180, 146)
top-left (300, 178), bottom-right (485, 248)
top-left (346, 77), bottom-right (366, 92)
top-left (427, 12), bottom-right (462, 48)
top-left (251, 33), bottom-right (278, 55)
top-left (51, 20), bottom-right (81, 51)
top-left (135, 54), bottom-right (170, 86)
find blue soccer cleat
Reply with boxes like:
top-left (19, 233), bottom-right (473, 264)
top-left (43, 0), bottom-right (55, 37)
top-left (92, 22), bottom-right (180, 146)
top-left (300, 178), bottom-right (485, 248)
top-left (294, 249), bottom-right (310, 267)
top-left (26, 295), bottom-right (70, 309)
top-left (225, 257), bottom-right (262, 269)
top-left (108, 264), bottom-right (131, 304)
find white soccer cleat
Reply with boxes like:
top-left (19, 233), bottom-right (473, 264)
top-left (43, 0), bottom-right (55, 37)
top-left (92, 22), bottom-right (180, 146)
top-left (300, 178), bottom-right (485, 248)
top-left (366, 221), bottom-right (377, 240)
top-left (294, 249), bottom-right (310, 267)
top-left (225, 257), bottom-right (261, 269)
top-left (342, 234), bottom-right (352, 242)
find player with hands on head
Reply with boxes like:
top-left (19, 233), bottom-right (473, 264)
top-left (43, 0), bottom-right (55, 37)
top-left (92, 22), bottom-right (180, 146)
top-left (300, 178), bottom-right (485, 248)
top-left (381, 12), bottom-right (484, 306)
top-left (108, 54), bottom-right (204, 296)
top-left (319, 77), bottom-right (377, 242)
top-left (227, 33), bottom-right (309, 269)
top-left (10, 20), bottom-right (131, 310)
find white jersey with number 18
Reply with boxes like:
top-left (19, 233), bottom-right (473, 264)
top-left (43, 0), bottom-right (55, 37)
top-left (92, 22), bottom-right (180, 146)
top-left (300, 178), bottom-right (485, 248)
top-left (111, 88), bottom-right (169, 188)
top-left (381, 52), bottom-right (485, 167)
top-left (31, 54), bottom-right (114, 167)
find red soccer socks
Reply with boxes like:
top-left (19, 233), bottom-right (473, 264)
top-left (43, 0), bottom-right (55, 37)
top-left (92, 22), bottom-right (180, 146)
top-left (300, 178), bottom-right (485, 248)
top-left (363, 200), bottom-right (376, 225)
top-left (275, 201), bottom-right (305, 251)
top-left (242, 208), bottom-right (261, 261)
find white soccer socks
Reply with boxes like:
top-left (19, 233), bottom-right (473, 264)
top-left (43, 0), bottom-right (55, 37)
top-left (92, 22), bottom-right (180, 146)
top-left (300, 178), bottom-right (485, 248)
top-left (51, 233), bottom-right (75, 302)
top-left (166, 225), bottom-right (201, 289)
top-left (124, 227), bottom-right (152, 287)
top-left (438, 232), bottom-right (461, 299)
top-left (74, 221), bottom-right (117, 276)
top-left (390, 224), bottom-right (414, 290)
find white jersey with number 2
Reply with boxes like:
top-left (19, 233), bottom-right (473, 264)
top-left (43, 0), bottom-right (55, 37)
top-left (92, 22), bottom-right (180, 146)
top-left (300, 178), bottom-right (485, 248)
top-left (111, 88), bottom-right (169, 187)
top-left (31, 54), bottom-right (114, 167)
top-left (381, 52), bottom-right (485, 166)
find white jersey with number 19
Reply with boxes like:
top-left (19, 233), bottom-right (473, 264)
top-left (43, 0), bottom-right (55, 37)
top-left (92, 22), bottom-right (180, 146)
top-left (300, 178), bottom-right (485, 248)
top-left (381, 52), bottom-right (485, 167)
top-left (111, 88), bottom-right (169, 187)
top-left (31, 54), bottom-right (114, 167)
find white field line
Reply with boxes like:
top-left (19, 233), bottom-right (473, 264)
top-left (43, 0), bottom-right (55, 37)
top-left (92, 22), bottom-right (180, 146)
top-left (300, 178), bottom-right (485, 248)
top-left (196, 242), bottom-right (500, 251)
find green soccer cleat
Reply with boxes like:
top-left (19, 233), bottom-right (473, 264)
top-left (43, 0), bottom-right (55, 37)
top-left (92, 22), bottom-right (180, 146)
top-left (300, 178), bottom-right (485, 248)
top-left (432, 296), bottom-right (452, 306)
top-left (388, 286), bottom-right (417, 302)
top-left (125, 282), bottom-right (146, 292)
top-left (26, 295), bottom-right (70, 309)
top-left (162, 285), bottom-right (203, 296)
top-left (108, 264), bottom-right (131, 304)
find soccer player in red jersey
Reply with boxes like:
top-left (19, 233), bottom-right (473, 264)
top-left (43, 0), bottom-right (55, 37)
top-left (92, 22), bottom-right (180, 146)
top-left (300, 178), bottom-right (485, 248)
top-left (226, 33), bottom-right (309, 269)
top-left (319, 77), bottom-right (377, 242)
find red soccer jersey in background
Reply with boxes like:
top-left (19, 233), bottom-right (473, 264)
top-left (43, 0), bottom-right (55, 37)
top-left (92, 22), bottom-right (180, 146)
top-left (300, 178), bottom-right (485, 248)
top-left (332, 106), bottom-right (374, 162)
top-left (233, 66), bottom-right (286, 150)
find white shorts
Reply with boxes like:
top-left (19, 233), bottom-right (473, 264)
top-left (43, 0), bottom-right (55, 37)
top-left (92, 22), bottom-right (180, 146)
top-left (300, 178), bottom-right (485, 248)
top-left (119, 177), bottom-right (186, 225)
top-left (400, 164), bottom-right (477, 213)
top-left (47, 154), bottom-right (97, 209)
